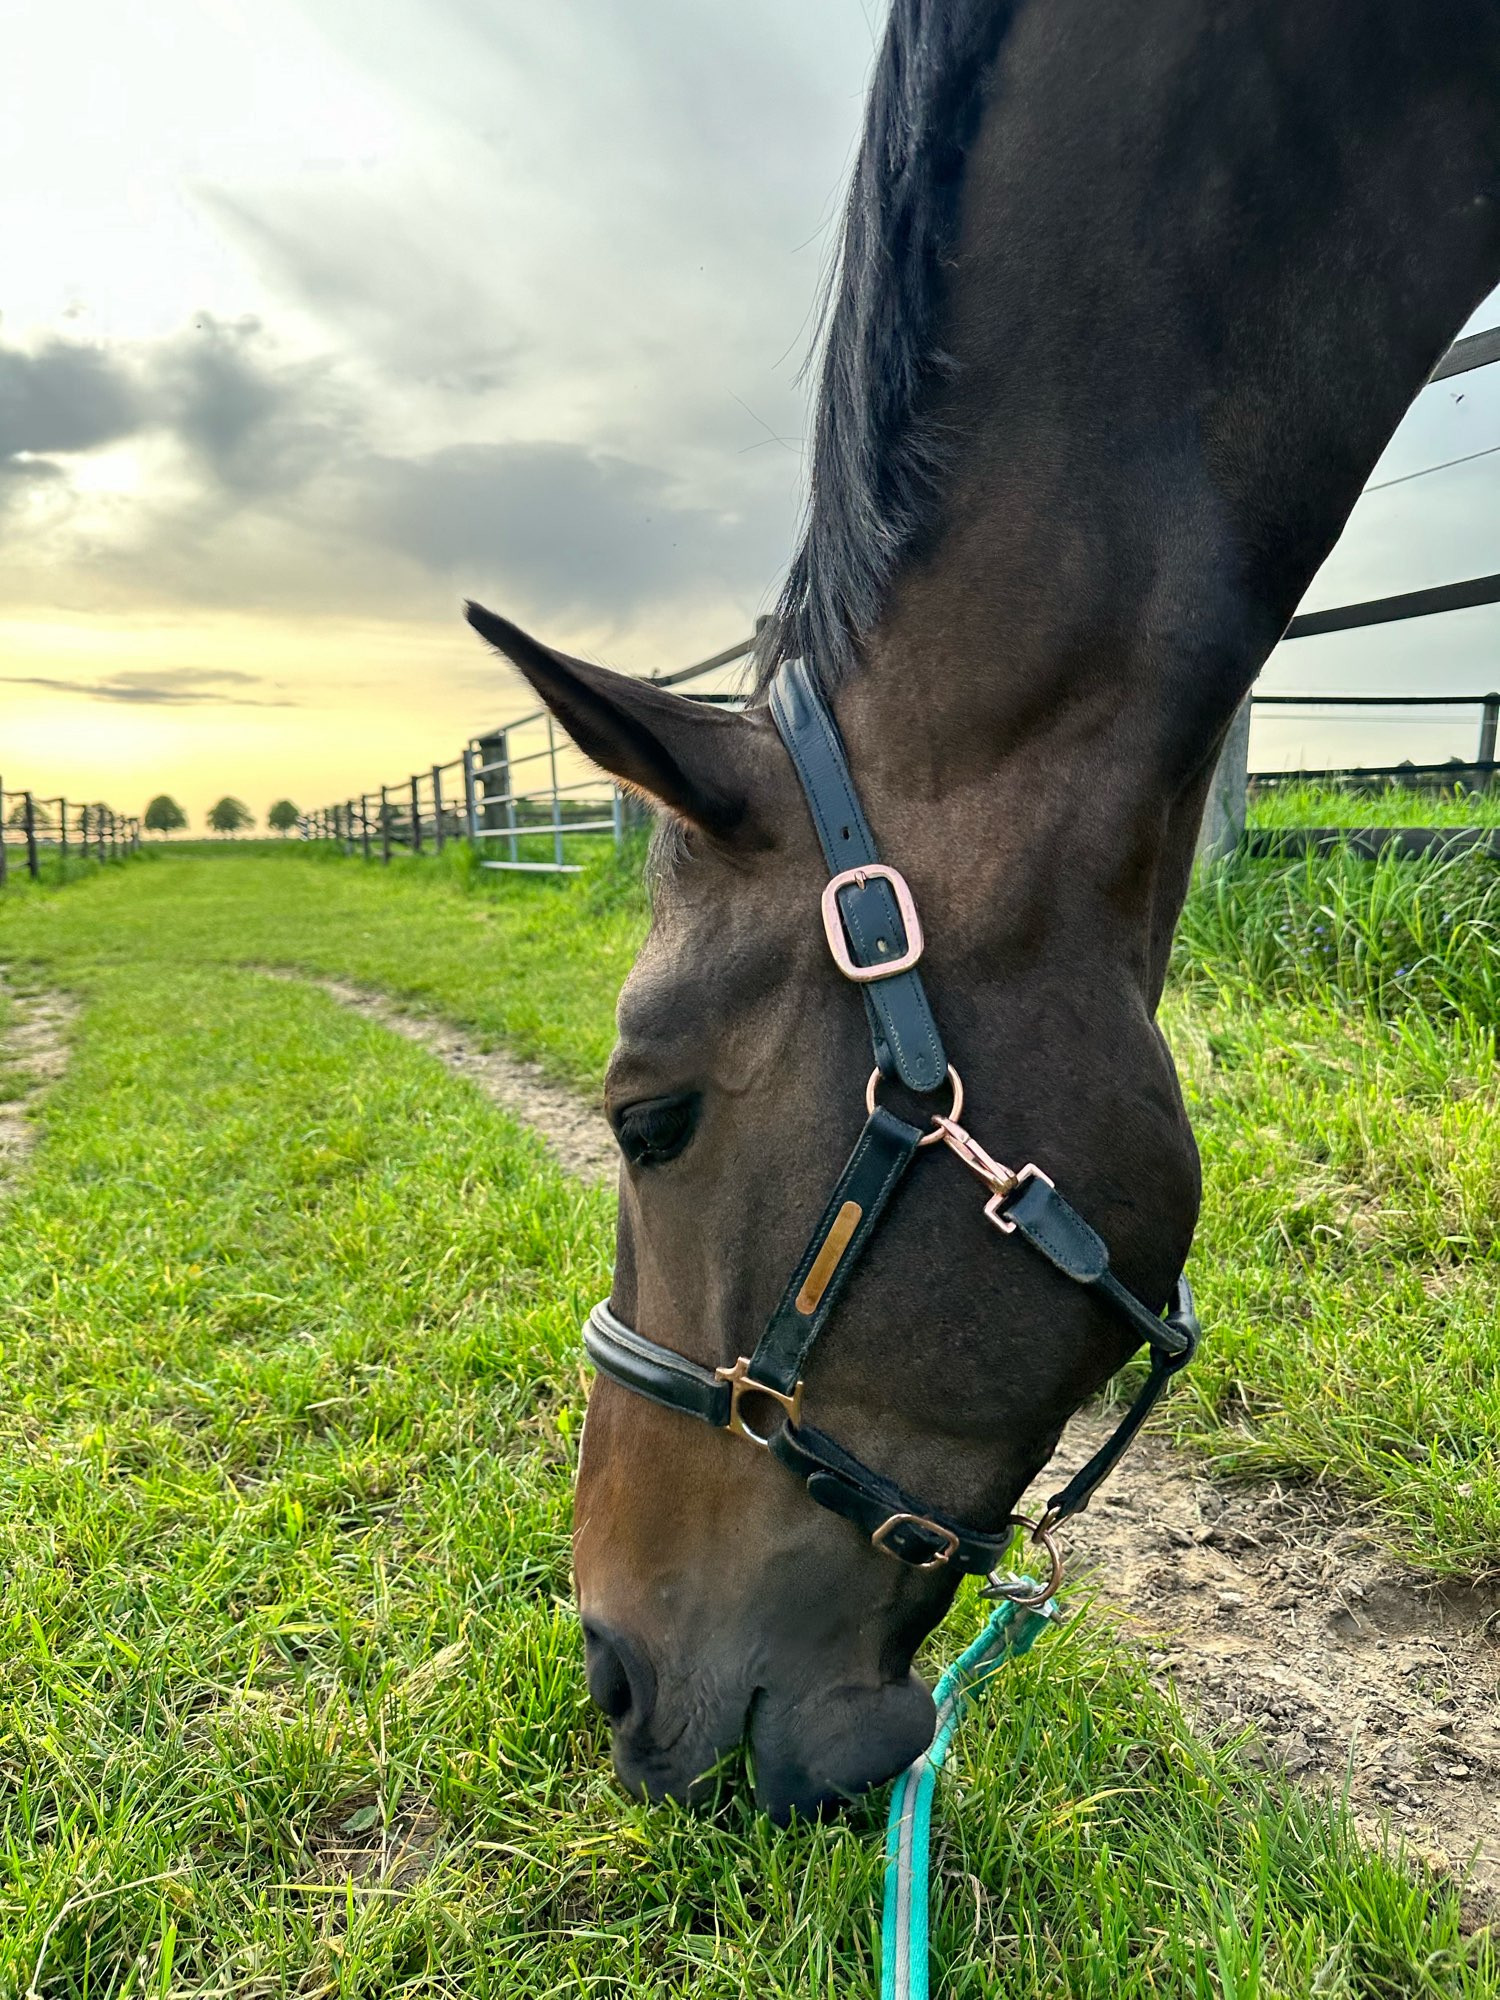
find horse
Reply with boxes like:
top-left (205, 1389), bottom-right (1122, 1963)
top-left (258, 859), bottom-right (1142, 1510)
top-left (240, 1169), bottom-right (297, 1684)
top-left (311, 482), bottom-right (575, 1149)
top-left (466, 0), bottom-right (1500, 1822)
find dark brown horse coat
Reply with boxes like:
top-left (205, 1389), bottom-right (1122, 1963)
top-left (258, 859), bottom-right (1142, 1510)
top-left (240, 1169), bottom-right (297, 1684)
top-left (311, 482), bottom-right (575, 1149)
top-left (468, 0), bottom-right (1500, 1819)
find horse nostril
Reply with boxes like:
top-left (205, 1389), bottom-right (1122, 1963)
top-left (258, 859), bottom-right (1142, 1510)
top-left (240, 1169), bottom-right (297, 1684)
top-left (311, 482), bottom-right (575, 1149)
top-left (582, 1621), bottom-right (654, 1725)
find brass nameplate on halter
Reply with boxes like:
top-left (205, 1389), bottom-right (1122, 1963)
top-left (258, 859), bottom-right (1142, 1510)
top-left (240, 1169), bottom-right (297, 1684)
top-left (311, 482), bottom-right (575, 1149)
top-left (795, 1200), bottom-right (863, 1315)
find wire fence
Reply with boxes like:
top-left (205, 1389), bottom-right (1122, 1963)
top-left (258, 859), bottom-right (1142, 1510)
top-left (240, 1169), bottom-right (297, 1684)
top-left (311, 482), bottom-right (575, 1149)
top-left (303, 583), bottom-right (1500, 873)
top-left (1248, 690), bottom-right (1499, 790)
top-left (300, 632), bottom-right (759, 874)
top-left (0, 783), bottom-right (142, 888)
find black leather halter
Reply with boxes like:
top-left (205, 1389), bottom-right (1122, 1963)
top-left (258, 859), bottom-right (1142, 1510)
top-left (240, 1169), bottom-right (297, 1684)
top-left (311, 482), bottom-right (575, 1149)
top-left (584, 657), bottom-right (1199, 1578)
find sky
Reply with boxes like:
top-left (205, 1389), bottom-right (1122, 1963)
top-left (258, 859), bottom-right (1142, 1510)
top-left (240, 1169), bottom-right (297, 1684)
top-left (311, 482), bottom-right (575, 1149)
top-left (2, 0), bottom-right (1498, 829)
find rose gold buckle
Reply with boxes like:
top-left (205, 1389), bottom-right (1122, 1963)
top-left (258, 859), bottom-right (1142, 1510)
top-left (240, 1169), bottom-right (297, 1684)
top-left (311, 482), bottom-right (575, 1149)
top-left (985, 1162), bottom-right (1055, 1234)
top-left (820, 865), bottom-right (924, 983)
top-left (715, 1357), bottom-right (803, 1447)
top-left (870, 1512), bottom-right (960, 1569)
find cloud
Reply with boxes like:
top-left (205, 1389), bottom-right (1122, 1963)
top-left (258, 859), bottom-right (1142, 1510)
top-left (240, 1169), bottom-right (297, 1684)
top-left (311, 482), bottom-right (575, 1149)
top-left (1, 665), bottom-right (295, 706)
top-left (0, 338), bottom-right (141, 458)
top-left (197, 190), bottom-right (518, 396)
top-left (353, 438), bottom-right (785, 619)
top-left (147, 314), bottom-right (354, 497)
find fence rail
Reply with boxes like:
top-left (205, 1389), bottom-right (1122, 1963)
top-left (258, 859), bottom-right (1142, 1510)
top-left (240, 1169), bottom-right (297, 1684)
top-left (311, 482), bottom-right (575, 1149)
top-left (304, 562), bottom-right (1500, 866)
top-left (1248, 689), bottom-right (1500, 783)
top-left (301, 629), bottom-right (759, 873)
top-left (0, 782), bottom-right (141, 886)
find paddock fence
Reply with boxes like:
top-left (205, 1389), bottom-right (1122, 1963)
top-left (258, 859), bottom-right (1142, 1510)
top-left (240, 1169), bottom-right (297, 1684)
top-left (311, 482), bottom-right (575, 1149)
top-left (302, 575), bottom-right (1500, 873)
top-left (299, 631), bottom-right (759, 875)
top-left (0, 782), bottom-right (142, 888)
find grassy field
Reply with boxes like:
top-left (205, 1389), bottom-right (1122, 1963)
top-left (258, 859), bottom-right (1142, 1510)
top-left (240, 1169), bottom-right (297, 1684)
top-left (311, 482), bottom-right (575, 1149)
top-left (1248, 783), bottom-right (1500, 830)
top-left (1, 842), bottom-right (1497, 1994)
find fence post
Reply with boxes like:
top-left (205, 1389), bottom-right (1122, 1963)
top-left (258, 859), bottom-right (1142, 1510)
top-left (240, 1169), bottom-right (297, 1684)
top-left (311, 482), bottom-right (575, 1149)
top-left (23, 792), bottom-right (38, 880)
top-left (0, 778), bottom-right (7, 887)
top-left (462, 744), bottom-right (479, 844)
top-left (1478, 693), bottom-right (1499, 782)
top-left (546, 715), bottom-right (564, 869)
top-left (473, 729), bottom-right (508, 859)
top-left (59, 799), bottom-right (68, 861)
top-left (1196, 695), bottom-right (1252, 863)
top-left (431, 765), bottom-right (445, 852)
top-left (380, 785), bottom-right (391, 864)
top-left (409, 773), bottom-right (423, 855)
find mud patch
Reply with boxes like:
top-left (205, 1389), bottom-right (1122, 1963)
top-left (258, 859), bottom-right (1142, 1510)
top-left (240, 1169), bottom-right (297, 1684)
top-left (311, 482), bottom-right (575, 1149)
top-left (1022, 1417), bottom-right (1500, 1913)
top-left (310, 1794), bottom-right (443, 1890)
top-left (0, 975), bottom-right (76, 1189)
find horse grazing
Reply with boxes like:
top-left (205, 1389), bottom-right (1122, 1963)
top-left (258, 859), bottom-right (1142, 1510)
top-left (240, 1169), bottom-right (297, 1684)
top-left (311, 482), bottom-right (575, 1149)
top-left (467, 0), bottom-right (1500, 1821)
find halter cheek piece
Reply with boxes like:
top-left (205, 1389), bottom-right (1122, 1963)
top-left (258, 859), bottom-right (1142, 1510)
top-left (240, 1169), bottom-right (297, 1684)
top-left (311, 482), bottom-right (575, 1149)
top-left (584, 658), bottom-right (1199, 1589)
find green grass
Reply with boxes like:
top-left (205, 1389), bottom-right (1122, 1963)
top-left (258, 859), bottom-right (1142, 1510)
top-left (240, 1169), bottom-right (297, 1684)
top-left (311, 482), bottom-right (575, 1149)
top-left (1248, 783), bottom-right (1500, 830)
top-left (1, 844), bottom-right (1497, 1992)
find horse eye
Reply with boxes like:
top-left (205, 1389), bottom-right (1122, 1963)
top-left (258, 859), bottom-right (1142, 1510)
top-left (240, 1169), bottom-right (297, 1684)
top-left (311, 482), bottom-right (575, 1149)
top-left (612, 1093), bottom-right (700, 1168)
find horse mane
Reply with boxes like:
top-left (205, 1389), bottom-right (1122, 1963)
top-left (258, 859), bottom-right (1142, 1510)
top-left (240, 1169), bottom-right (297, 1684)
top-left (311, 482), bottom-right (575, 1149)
top-left (751, 0), bottom-right (1019, 697)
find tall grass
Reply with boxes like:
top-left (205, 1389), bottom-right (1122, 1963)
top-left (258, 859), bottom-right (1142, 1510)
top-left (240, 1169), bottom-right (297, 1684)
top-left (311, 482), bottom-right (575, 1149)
top-left (1176, 845), bottom-right (1500, 1022)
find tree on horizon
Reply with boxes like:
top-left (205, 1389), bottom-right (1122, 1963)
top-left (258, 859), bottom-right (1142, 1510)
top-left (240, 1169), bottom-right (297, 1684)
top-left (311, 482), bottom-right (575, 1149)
top-left (144, 794), bottom-right (187, 836)
top-left (207, 797), bottom-right (254, 837)
top-left (267, 799), bottom-right (299, 836)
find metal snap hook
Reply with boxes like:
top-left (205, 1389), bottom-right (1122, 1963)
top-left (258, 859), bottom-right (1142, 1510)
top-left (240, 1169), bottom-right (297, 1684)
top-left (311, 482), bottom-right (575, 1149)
top-left (980, 1513), bottom-right (1065, 1607)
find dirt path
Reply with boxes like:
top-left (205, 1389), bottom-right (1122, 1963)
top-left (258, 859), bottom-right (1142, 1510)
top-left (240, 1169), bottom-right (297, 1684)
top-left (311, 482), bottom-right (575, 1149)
top-left (0, 975), bottom-right (75, 1191)
top-left (295, 974), bottom-right (1500, 1913)
top-left (285, 974), bottom-right (617, 1182)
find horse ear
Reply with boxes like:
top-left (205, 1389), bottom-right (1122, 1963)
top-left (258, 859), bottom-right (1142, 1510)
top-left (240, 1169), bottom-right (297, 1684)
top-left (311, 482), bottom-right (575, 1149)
top-left (464, 601), bottom-right (751, 838)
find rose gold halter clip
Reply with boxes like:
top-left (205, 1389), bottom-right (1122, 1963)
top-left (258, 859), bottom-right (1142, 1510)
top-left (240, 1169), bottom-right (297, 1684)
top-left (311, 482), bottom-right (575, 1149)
top-left (931, 1110), bottom-right (1055, 1232)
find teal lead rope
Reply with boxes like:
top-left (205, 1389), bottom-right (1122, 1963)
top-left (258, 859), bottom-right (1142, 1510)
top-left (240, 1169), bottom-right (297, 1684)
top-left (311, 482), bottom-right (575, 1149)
top-left (881, 1592), bottom-right (1058, 2000)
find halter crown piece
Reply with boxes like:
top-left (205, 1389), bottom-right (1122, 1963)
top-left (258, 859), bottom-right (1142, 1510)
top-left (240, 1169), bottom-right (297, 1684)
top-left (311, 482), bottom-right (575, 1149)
top-left (584, 659), bottom-right (1199, 1589)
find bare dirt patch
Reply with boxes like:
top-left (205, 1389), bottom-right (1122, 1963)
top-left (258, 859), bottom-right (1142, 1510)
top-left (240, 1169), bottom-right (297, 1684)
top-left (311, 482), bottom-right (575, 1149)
top-left (0, 975), bottom-right (76, 1188)
top-left (310, 1794), bottom-right (444, 1891)
top-left (291, 972), bottom-right (1500, 1911)
top-left (1022, 1417), bottom-right (1500, 1914)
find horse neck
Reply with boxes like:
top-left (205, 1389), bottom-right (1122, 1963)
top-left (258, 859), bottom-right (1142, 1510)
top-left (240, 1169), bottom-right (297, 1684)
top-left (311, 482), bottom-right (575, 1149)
top-left (835, 0), bottom-right (1500, 995)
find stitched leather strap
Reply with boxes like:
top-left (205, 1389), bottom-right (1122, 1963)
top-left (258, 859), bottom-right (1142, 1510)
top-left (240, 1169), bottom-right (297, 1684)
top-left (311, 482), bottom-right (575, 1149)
top-left (770, 1422), bottom-right (1017, 1573)
top-left (584, 1301), bottom-right (731, 1426)
top-left (748, 1107), bottom-right (925, 1396)
top-left (769, 659), bottom-right (948, 1093)
top-left (1040, 1277), bottom-right (1199, 1525)
top-left (999, 1175), bottom-right (1195, 1360)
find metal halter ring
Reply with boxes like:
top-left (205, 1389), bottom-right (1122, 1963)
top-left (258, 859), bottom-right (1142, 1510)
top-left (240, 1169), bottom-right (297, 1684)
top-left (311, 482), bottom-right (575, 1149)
top-left (980, 1513), bottom-right (1065, 1608)
top-left (865, 1063), bottom-right (963, 1147)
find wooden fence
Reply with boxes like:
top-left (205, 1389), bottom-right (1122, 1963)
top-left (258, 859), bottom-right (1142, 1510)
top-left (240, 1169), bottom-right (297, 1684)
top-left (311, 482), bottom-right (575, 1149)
top-left (0, 784), bottom-right (141, 887)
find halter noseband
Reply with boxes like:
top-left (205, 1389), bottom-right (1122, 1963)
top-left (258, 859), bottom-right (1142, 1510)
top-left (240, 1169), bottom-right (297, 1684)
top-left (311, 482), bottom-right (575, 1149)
top-left (584, 658), bottom-right (1199, 1584)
